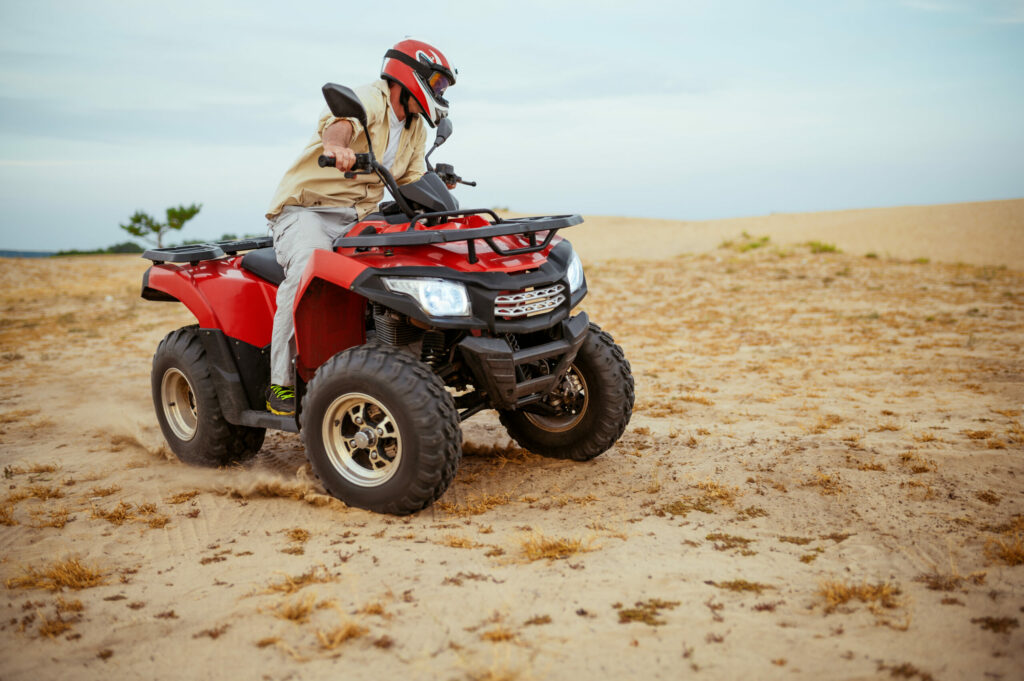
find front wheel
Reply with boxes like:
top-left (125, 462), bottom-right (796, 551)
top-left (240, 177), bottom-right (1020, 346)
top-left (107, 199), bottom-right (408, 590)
top-left (499, 323), bottom-right (634, 461)
top-left (301, 344), bottom-right (461, 514)
top-left (152, 326), bottom-right (265, 467)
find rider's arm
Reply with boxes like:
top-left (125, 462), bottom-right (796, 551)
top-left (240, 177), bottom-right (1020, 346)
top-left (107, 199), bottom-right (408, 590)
top-left (321, 119), bottom-right (357, 171)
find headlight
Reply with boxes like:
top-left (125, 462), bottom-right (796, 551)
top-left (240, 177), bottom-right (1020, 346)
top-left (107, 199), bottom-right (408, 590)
top-left (383, 277), bottom-right (471, 317)
top-left (566, 250), bottom-right (585, 293)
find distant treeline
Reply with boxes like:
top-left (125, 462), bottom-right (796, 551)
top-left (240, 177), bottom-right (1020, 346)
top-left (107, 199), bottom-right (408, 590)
top-left (44, 234), bottom-right (263, 257)
top-left (55, 241), bottom-right (146, 256)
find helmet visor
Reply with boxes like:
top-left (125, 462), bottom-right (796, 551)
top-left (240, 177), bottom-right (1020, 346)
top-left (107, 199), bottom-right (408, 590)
top-left (426, 70), bottom-right (452, 99)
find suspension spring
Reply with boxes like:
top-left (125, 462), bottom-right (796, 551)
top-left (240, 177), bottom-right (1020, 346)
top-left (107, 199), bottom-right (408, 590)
top-left (420, 330), bottom-right (446, 368)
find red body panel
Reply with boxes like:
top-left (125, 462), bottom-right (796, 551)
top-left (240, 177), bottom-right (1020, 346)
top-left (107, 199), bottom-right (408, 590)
top-left (146, 259), bottom-right (278, 347)
top-left (293, 249), bottom-right (371, 381)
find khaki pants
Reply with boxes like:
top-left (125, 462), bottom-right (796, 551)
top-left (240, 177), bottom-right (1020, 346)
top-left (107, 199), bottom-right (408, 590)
top-left (268, 205), bottom-right (358, 386)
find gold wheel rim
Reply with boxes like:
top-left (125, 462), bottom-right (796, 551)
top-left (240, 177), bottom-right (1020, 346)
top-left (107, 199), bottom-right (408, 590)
top-left (322, 393), bottom-right (402, 487)
top-left (161, 368), bottom-right (198, 441)
top-left (525, 365), bottom-right (588, 433)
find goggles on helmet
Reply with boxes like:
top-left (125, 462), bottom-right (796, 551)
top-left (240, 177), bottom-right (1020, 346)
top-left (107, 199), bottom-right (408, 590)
top-left (426, 70), bottom-right (452, 98)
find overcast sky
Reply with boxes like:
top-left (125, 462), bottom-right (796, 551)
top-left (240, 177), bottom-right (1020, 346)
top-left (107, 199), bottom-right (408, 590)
top-left (1, 0), bottom-right (1022, 250)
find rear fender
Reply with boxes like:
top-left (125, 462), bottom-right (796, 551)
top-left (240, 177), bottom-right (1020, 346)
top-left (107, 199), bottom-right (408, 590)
top-left (293, 250), bottom-right (369, 381)
top-left (142, 261), bottom-right (278, 347)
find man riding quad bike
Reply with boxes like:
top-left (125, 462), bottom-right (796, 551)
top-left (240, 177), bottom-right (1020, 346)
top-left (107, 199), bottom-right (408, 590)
top-left (141, 44), bottom-right (634, 515)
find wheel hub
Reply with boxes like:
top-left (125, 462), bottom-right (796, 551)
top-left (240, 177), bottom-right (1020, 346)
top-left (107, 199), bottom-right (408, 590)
top-left (353, 428), bottom-right (378, 450)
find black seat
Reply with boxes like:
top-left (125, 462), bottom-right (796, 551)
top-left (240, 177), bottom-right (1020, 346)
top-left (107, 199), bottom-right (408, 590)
top-left (240, 247), bottom-right (284, 286)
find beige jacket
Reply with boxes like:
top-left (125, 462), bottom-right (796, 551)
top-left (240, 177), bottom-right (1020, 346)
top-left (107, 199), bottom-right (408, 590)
top-left (266, 79), bottom-right (427, 220)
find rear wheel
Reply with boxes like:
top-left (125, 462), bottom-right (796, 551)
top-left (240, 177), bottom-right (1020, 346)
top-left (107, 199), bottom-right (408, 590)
top-left (152, 326), bottom-right (265, 466)
top-left (301, 344), bottom-right (461, 514)
top-left (499, 323), bottom-right (633, 461)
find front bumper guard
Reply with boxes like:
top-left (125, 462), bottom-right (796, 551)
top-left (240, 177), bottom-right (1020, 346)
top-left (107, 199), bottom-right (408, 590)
top-left (457, 312), bottom-right (589, 411)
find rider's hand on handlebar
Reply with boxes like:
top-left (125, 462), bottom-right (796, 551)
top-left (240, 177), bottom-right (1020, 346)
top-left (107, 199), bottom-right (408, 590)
top-left (322, 146), bottom-right (357, 172)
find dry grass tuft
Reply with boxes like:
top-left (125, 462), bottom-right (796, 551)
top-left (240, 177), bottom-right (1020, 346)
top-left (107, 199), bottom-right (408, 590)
top-left (971, 616), bottom-right (1019, 634)
top-left (5, 558), bottom-right (107, 591)
top-left (915, 570), bottom-right (986, 591)
top-left (876, 662), bottom-right (936, 680)
top-left (285, 527), bottom-right (311, 543)
top-left (165, 490), bottom-right (201, 504)
top-left (706, 533), bottom-right (756, 554)
top-left (520, 533), bottom-right (593, 562)
top-left (616, 598), bottom-right (680, 626)
top-left (984, 534), bottom-right (1024, 566)
top-left (898, 452), bottom-right (937, 474)
top-left (779, 536), bottom-right (815, 546)
top-left (259, 565), bottom-right (336, 595)
top-left (661, 478), bottom-right (741, 517)
top-left (714, 580), bottom-right (773, 594)
top-left (38, 614), bottom-right (75, 639)
top-left (480, 625), bottom-right (519, 643)
top-left (89, 485), bottom-right (121, 498)
top-left (30, 506), bottom-right (70, 529)
top-left (818, 579), bottom-right (902, 614)
top-left (1, 504), bottom-right (18, 526)
top-left (441, 534), bottom-right (483, 549)
top-left (6, 485), bottom-right (64, 504)
top-left (268, 593), bottom-right (318, 624)
top-left (91, 501), bottom-right (137, 525)
top-left (3, 461), bottom-right (56, 475)
top-left (436, 492), bottom-right (513, 516)
top-left (803, 470), bottom-right (843, 496)
top-left (55, 596), bottom-right (84, 613)
top-left (316, 621), bottom-right (368, 650)
top-left (975, 489), bottom-right (1001, 506)
top-left (809, 414), bottom-right (843, 434)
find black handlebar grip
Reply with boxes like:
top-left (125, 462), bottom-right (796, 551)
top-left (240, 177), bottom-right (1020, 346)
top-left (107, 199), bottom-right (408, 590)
top-left (320, 153), bottom-right (372, 171)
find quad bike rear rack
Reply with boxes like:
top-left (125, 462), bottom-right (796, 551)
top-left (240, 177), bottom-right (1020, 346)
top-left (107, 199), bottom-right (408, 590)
top-left (142, 236), bottom-right (273, 265)
top-left (333, 211), bottom-right (582, 264)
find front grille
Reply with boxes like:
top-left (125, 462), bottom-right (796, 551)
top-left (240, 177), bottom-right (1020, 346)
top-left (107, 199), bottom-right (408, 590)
top-left (494, 283), bottom-right (566, 318)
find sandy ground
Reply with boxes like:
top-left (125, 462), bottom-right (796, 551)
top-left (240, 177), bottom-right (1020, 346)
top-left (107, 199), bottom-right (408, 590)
top-left (1, 199), bottom-right (1022, 681)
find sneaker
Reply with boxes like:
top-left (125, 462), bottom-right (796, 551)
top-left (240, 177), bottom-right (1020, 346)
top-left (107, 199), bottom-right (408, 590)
top-left (266, 384), bottom-right (295, 416)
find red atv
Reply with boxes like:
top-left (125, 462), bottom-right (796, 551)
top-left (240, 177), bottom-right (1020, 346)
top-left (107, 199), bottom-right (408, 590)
top-left (141, 84), bottom-right (634, 514)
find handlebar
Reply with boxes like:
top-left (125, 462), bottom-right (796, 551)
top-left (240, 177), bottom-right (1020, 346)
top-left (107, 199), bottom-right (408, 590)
top-left (318, 153), bottom-right (371, 177)
top-left (435, 162), bottom-right (477, 187)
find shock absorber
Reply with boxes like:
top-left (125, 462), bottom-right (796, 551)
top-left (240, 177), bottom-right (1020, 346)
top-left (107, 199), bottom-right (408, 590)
top-left (420, 330), bottom-right (446, 368)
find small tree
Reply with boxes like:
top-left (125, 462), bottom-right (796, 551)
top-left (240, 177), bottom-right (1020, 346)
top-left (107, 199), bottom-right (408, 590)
top-left (120, 203), bottom-right (202, 248)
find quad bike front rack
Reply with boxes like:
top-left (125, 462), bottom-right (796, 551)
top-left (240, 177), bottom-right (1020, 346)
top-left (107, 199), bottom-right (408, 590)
top-left (333, 211), bottom-right (583, 264)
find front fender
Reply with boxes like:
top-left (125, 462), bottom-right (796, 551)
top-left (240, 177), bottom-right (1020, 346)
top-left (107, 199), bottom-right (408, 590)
top-left (293, 249), bottom-right (370, 381)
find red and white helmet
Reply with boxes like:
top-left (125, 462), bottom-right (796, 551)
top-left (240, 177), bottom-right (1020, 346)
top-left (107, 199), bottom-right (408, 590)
top-left (381, 39), bottom-right (456, 127)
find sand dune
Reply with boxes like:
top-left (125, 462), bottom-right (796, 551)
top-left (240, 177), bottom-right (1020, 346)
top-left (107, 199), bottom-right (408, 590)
top-left (570, 198), bottom-right (1024, 267)
top-left (1, 200), bottom-right (1022, 680)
